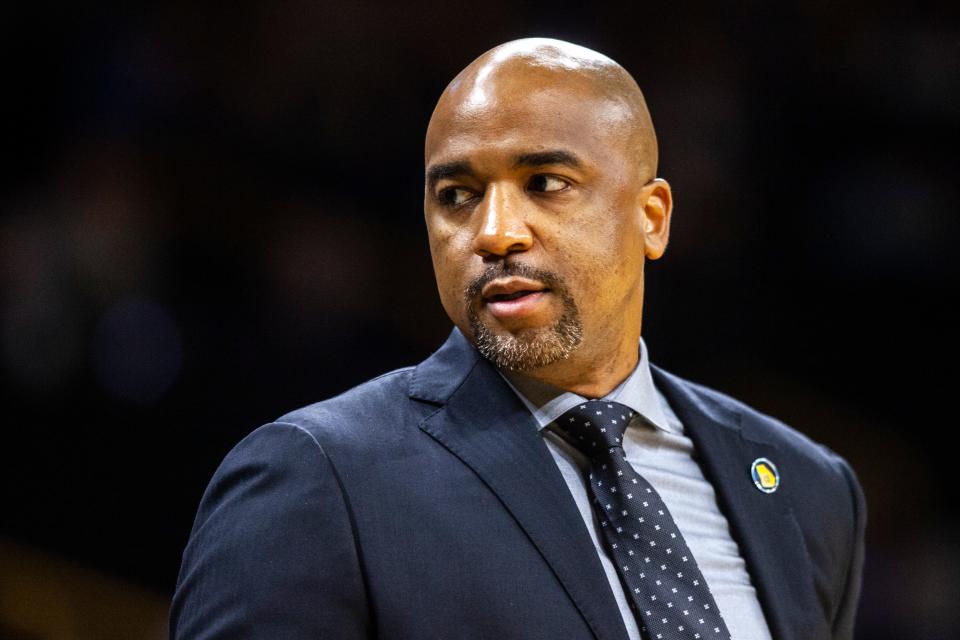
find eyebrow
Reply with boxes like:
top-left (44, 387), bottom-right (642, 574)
top-left (426, 160), bottom-right (473, 190)
top-left (512, 149), bottom-right (583, 170)
top-left (425, 149), bottom-right (584, 190)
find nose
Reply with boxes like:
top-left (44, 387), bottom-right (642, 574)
top-left (471, 183), bottom-right (534, 258)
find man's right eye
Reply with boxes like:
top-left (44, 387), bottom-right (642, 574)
top-left (437, 187), bottom-right (474, 206)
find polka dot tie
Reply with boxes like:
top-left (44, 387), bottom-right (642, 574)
top-left (554, 400), bottom-right (731, 640)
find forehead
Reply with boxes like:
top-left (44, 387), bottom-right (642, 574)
top-left (425, 72), bottom-right (634, 169)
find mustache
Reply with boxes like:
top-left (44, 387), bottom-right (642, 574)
top-left (464, 262), bottom-right (567, 302)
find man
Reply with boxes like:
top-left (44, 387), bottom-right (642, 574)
top-left (171, 38), bottom-right (865, 640)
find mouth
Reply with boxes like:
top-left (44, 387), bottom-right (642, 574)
top-left (480, 278), bottom-right (551, 320)
top-left (481, 277), bottom-right (548, 300)
top-left (485, 289), bottom-right (546, 302)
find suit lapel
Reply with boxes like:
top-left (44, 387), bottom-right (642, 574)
top-left (412, 330), bottom-right (629, 640)
top-left (650, 365), bottom-right (817, 640)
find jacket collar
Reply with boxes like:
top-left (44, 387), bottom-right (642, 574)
top-left (408, 327), bottom-right (481, 405)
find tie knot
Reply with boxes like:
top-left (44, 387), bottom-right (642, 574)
top-left (554, 399), bottom-right (635, 457)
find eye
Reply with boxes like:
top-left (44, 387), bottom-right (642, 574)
top-left (437, 186), bottom-right (475, 207)
top-left (528, 174), bottom-right (569, 193)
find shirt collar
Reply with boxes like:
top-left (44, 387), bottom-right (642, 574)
top-left (498, 336), bottom-right (677, 434)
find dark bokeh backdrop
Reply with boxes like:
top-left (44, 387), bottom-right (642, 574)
top-left (2, 2), bottom-right (958, 638)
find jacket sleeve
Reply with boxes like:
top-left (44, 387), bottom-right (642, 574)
top-left (170, 421), bottom-right (369, 639)
top-left (831, 455), bottom-right (867, 640)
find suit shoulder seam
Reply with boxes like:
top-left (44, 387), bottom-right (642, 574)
top-left (270, 420), bottom-right (375, 623)
top-left (272, 420), bottom-right (326, 451)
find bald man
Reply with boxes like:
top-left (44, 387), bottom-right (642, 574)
top-left (171, 39), bottom-right (865, 640)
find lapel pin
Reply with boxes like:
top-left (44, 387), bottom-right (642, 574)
top-left (750, 458), bottom-right (780, 493)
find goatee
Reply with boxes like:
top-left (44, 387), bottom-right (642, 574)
top-left (465, 263), bottom-right (583, 371)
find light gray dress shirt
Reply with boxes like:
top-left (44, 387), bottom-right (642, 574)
top-left (500, 338), bottom-right (773, 640)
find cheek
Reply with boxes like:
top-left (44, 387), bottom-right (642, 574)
top-left (556, 208), bottom-right (644, 298)
top-left (427, 222), bottom-right (471, 316)
top-left (603, 227), bottom-right (645, 289)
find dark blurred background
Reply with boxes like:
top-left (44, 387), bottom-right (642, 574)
top-left (1, 1), bottom-right (957, 638)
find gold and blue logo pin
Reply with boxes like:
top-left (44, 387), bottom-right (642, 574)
top-left (750, 458), bottom-right (780, 493)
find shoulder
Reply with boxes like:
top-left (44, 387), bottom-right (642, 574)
top-left (662, 366), bottom-right (858, 488)
top-left (189, 366), bottom-right (431, 535)
top-left (277, 366), bottom-right (416, 427)
top-left (264, 365), bottom-right (439, 457)
top-left (654, 364), bottom-right (864, 533)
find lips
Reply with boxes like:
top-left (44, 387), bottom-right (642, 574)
top-left (480, 277), bottom-right (548, 302)
top-left (487, 290), bottom-right (539, 301)
top-left (480, 277), bottom-right (550, 320)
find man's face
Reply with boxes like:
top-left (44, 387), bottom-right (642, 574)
top-left (424, 67), bottom-right (665, 374)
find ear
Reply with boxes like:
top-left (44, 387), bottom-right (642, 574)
top-left (639, 178), bottom-right (672, 260)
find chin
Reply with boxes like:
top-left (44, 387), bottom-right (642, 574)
top-left (469, 315), bottom-right (582, 372)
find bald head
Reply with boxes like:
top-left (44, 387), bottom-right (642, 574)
top-left (426, 38), bottom-right (658, 181)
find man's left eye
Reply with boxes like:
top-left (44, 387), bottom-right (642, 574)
top-left (528, 175), bottom-right (568, 193)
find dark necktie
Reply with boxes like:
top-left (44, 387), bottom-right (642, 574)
top-left (554, 399), bottom-right (731, 640)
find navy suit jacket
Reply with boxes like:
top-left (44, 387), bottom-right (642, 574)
top-left (171, 329), bottom-right (865, 639)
